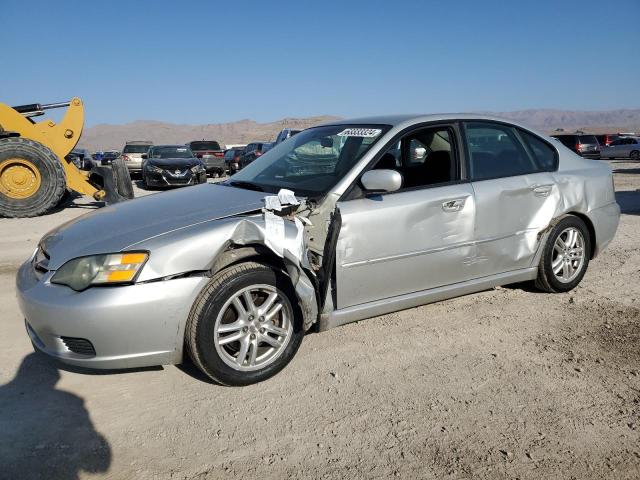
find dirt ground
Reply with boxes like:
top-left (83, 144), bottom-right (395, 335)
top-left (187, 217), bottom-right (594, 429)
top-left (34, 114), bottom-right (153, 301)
top-left (1, 164), bottom-right (639, 480)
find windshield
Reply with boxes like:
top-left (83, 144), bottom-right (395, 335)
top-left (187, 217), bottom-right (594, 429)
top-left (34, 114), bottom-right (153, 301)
top-left (190, 141), bottom-right (221, 151)
top-left (150, 146), bottom-right (194, 159)
top-left (123, 144), bottom-right (151, 153)
top-left (228, 124), bottom-right (390, 196)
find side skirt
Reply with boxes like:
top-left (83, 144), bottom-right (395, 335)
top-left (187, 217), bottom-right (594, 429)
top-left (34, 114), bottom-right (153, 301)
top-left (318, 267), bottom-right (538, 331)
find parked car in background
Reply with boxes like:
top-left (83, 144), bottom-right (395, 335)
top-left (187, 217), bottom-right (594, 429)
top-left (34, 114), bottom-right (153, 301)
top-left (224, 147), bottom-right (246, 174)
top-left (122, 140), bottom-right (153, 175)
top-left (67, 148), bottom-right (94, 170)
top-left (551, 133), bottom-right (600, 158)
top-left (141, 145), bottom-right (207, 188)
top-left (17, 114), bottom-right (619, 386)
top-left (239, 142), bottom-right (270, 168)
top-left (100, 150), bottom-right (121, 165)
top-left (187, 140), bottom-right (226, 176)
top-left (595, 134), bottom-right (619, 147)
top-left (600, 137), bottom-right (640, 160)
top-left (274, 128), bottom-right (301, 144)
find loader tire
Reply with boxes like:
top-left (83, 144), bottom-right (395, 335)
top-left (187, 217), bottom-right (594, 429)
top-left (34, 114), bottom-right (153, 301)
top-left (0, 137), bottom-right (66, 218)
top-left (111, 158), bottom-right (134, 199)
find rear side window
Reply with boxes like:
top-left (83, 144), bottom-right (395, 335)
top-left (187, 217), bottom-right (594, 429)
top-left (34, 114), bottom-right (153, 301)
top-left (464, 122), bottom-right (539, 181)
top-left (517, 130), bottom-right (558, 171)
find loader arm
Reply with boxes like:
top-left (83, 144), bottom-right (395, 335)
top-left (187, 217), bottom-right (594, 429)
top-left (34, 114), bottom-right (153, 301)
top-left (0, 97), bottom-right (105, 198)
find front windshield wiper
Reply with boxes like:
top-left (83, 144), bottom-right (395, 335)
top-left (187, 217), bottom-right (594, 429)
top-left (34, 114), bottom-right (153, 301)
top-left (226, 180), bottom-right (264, 192)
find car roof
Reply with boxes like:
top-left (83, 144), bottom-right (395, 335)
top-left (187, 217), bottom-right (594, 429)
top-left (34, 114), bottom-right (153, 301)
top-left (318, 113), bottom-right (552, 138)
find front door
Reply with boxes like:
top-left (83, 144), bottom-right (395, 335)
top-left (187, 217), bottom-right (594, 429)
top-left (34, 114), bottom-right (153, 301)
top-left (334, 124), bottom-right (477, 309)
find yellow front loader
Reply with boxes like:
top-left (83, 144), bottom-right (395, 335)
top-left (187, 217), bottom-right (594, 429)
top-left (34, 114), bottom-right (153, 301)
top-left (0, 97), bottom-right (133, 218)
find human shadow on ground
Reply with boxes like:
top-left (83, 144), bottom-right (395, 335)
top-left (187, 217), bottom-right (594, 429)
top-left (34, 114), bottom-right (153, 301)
top-left (0, 353), bottom-right (112, 479)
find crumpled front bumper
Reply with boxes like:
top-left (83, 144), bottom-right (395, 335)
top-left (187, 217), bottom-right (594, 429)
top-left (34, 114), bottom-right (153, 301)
top-left (16, 260), bottom-right (208, 369)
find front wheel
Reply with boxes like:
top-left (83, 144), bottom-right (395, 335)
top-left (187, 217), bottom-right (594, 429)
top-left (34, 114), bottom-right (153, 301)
top-left (186, 262), bottom-right (304, 386)
top-left (630, 150), bottom-right (639, 161)
top-left (535, 216), bottom-right (591, 293)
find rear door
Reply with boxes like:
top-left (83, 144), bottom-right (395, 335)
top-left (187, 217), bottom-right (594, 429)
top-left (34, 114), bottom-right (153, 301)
top-left (335, 123), bottom-right (477, 309)
top-left (464, 121), bottom-right (559, 276)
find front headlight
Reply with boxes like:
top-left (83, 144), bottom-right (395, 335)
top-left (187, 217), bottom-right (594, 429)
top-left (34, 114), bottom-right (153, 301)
top-left (146, 164), bottom-right (163, 173)
top-left (191, 164), bottom-right (205, 173)
top-left (51, 252), bottom-right (148, 291)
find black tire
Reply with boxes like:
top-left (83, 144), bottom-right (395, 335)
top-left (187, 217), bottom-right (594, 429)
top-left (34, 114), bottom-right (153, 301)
top-left (0, 137), bottom-right (66, 218)
top-left (535, 215), bottom-right (591, 293)
top-left (630, 150), bottom-right (639, 161)
top-left (186, 262), bottom-right (304, 386)
top-left (110, 158), bottom-right (134, 199)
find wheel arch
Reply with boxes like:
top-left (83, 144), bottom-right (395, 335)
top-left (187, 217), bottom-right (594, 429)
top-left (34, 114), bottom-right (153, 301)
top-left (208, 243), bottom-right (319, 331)
top-left (566, 211), bottom-right (596, 259)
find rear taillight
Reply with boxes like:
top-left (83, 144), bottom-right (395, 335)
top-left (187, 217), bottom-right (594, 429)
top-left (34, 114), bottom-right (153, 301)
top-left (214, 152), bottom-right (224, 158)
top-left (256, 152), bottom-right (262, 157)
top-left (576, 143), bottom-right (582, 151)
top-left (122, 155), bottom-right (130, 161)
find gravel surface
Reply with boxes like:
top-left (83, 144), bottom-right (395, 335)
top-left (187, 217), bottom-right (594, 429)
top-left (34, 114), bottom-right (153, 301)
top-left (1, 164), bottom-right (639, 479)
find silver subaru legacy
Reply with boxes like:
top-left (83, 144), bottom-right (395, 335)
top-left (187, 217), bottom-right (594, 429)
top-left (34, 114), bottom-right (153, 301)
top-left (17, 115), bottom-right (620, 386)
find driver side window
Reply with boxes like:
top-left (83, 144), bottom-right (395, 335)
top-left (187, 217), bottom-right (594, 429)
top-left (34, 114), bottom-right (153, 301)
top-left (371, 126), bottom-right (458, 191)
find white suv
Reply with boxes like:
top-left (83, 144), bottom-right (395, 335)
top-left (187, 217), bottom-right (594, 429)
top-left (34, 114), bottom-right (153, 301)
top-left (121, 141), bottom-right (153, 174)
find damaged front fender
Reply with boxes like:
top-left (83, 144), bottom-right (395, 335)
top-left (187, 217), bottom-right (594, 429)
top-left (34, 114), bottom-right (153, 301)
top-left (132, 193), bottom-right (320, 330)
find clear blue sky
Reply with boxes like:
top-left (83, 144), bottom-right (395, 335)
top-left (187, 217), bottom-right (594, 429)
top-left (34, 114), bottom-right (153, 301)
top-left (1, 0), bottom-right (638, 126)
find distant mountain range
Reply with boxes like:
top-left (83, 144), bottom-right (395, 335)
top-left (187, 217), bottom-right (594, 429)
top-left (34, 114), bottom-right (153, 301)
top-left (77, 109), bottom-right (640, 151)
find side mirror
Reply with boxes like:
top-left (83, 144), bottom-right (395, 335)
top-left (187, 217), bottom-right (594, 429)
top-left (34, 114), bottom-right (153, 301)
top-left (361, 169), bottom-right (402, 194)
top-left (141, 153), bottom-right (148, 159)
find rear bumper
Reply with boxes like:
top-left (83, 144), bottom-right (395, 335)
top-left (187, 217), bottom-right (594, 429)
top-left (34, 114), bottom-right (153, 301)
top-left (201, 157), bottom-right (226, 173)
top-left (16, 260), bottom-right (208, 369)
top-left (587, 201), bottom-right (620, 257)
top-left (125, 159), bottom-right (143, 171)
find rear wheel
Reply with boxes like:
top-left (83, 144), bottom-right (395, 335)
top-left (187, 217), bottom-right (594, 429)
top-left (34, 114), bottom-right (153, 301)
top-left (535, 216), bottom-right (591, 293)
top-left (630, 150), bottom-right (639, 161)
top-left (0, 137), bottom-right (66, 218)
top-left (186, 262), bottom-right (304, 386)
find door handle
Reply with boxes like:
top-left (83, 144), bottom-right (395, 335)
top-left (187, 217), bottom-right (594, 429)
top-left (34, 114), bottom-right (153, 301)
top-left (442, 198), bottom-right (465, 212)
top-left (530, 184), bottom-right (553, 197)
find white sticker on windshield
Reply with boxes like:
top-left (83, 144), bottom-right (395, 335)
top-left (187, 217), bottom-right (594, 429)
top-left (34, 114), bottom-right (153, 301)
top-left (176, 148), bottom-right (187, 152)
top-left (337, 128), bottom-right (382, 138)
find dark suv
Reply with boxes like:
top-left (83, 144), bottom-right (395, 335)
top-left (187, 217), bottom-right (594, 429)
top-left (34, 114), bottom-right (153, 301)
top-left (551, 134), bottom-right (600, 159)
top-left (239, 142), bottom-right (270, 168)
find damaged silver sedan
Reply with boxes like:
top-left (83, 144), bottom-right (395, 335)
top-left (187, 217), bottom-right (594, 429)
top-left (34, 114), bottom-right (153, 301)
top-left (16, 115), bottom-right (620, 385)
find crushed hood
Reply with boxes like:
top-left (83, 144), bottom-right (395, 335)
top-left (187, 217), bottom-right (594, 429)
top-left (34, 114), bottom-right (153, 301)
top-left (41, 184), bottom-right (265, 269)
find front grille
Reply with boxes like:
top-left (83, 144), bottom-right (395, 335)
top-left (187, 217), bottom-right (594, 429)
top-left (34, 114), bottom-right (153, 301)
top-left (60, 337), bottom-right (96, 356)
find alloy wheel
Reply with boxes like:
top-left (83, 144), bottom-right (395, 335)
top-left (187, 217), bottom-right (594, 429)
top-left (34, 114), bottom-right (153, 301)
top-left (213, 284), bottom-right (293, 371)
top-left (551, 227), bottom-right (585, 283)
